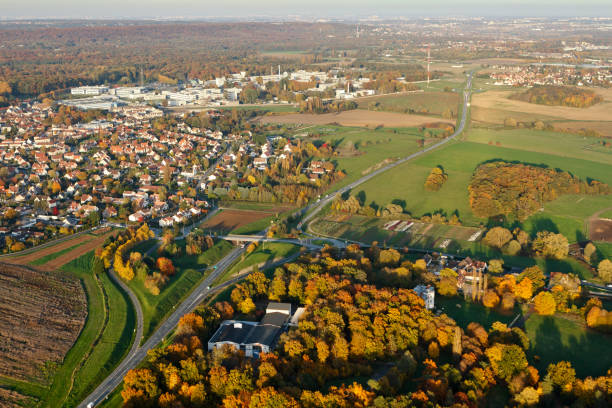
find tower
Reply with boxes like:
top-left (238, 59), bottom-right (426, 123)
top-left (356, 25), bottom-right (360, 39)
top-left (427, 45), bottom-right (431, 88)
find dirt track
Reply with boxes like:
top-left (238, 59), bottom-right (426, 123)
top-left (258, 109), bottom-right (454, 128)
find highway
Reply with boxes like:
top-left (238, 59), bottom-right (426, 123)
top-left (80, 73), bottom-right (473, 407)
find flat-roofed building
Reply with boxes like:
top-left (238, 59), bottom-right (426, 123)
top-left (207, 302), bottom-right (292, 358)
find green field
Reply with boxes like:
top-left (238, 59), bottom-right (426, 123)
top-left (125, 240), bottom-right (233, 341)
top-left (357, 91), bottom-right (459, 117)
top-left (24, 251), bottom-right (136, 408)
top-left (525, 314), bottom-right (612, 377)
top-left (213, 242), bottom-right (300, 286)
top-left (347, 131), bottom-right (612, 242)
top-left (297, 125), bottom-right (424, 192)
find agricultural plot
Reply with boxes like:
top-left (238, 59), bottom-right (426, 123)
top-left (356, 91), bottom-right (460, 118)
top-left (0, 263), bottom-right (87, 406)
top-left (6, 228), bottom-right (115, 269)
top-left (471, 88), bottom-right (612, 136)
top-left (199, 209), bottom-right (277, 234)
top-left (259, 109), bottom-right (454, 128)
top-left (310, 213), bottom-right (483, 251)
top-left (347, 135), bottom-right (612, 243)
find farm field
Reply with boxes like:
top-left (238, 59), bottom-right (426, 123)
top-left (296, 125), bottom-right (425, 191)
top-left (258, 109), bottom-right (454, 128)
top-left (125, 240), bottom-right (234, 341)
top-left (5, 228), bottom-right (116, 269)
top-left (345, 136), bottom-right (612, 242)
top-left (0, 263), bottom-right (87, 407)
top-left (356, 91), bottom-right (460, 118)
top-left (525, 314), bottom-right (612, 377)
top-left (199, 209), bottom-right (278, 234)
top-left (471, 87), bottom-right (612, 135)
top-left (472, 88), bottom-right (612, 121)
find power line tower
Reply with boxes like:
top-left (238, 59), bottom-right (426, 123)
top-left (427, 45), bottom-right (431, 88)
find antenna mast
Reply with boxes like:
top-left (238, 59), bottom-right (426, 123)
top-left (427, 45), bottom-right (431, 88)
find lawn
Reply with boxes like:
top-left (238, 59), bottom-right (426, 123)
top-left (525, 313), bottom-right (612, 377)
top-left (348, 135), bottom-right (612, 241)
top-left (39, 251), bottom-right (135, 408)
top-left (213, 242), bottom-right (301, 286)
top-left (436, 296), bottom-right (517, 330)
top-left (126, 240), bottom-right (234, 341)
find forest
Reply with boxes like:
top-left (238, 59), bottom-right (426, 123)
top-left (119, 245), bottom-right (612, 407)
top-left (468, 161), bottom-right (610, 220)
top-left (509, 85), bottom-right (603, 108)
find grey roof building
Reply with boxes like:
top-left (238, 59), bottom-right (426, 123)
top-left (208, 302), bottom-right (293, 358)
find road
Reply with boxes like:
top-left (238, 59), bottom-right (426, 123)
top-left (299, 72), bottom-right (472, 228)
top-left (80, 73), bottom-right (473, 407)
top-left (78, 243), bottom-right (247, 408)
top-left (107, 268), bottom-right (144, 350)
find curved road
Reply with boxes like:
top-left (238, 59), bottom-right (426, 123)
top-left (107, 268), bottom-right (144, 352)
top-left (79, 244), bottom-right (247, 407)
top-left (80, 73), bottom-right (473, 407)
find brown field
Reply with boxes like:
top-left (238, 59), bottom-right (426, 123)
top-left (258, 109), bottom-right (454, 128)
top-left (589, 218), bottom-right (612, 242)
top-left (0, 263), bottom-right (87, 383)
top-left (553, 121), bottom-right (612, 138)
top-left (472, 88), bottom-right (612, 124)
top-left (40, 230), bottom-right (115, 270)
top-left (0, 387), bottom-right (34, 408)
top-left (200, 209), bottom-right (275, 233)
top-left (6, 229), bottom-right (115, 268)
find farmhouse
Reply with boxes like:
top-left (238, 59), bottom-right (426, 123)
top-left (208, 302), bottom-right (293, 358)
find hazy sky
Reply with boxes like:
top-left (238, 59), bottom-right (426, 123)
top-left (2, 0), bottom-right (610, 19)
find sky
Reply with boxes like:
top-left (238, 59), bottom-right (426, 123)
top-left (1, 0), bottom-right (610, 19)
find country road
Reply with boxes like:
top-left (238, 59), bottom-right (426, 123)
top-left (79, 72), bottom-right (473, 407)
top-left (300, 72), bottom-right (472, 227)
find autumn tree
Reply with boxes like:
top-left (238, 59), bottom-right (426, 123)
top-left (532, 231), bottom-right (569, 260)
top-left (157, 257), bottom-right (176, 276)
top-left (597, 259), bottom-right (612, 283)
top-left (534, 292), bottom-right (556, 315)
top-left (484, 227), bottom-right (513, 250)
top-left (583, 242), bottom-right (597, 263)
top-left (519, 266), bottom-right (546, 290)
